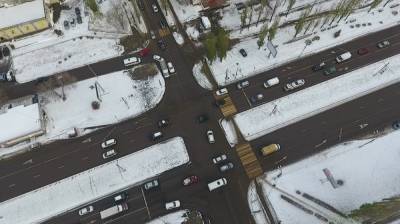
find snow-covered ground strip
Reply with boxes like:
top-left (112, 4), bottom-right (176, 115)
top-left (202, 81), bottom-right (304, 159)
top-left (248, 181), bottom-right (270, 224)
top-left (0, 67), bottom-right (165, 158)
top-left (0, 137), bottom-right (189, 224)
top-left (169, 0), bottom-right (201, 23)
top-left (209, 1), bottom-right (400, 86)
top-left (256, 129), bottom-right (400, 224)
top-left (146, 210), bottom-right (188, 224)
top-left (234, 53), bottom-right (400, 141)
top-left (219, 118), bottom-right (238, 147)
top-left (192, 61), bottom-right (213, 90)
top-left (0, 0), bottom-right (45, 29)
top-left (8, 0), bottom-right (142, 83)
top-left (157, 0), bottom-right (177, 27)
top-left (13, 37), bottom-right (123, 83)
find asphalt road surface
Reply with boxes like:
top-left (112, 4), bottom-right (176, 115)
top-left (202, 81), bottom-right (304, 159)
top-left (1, 3), bottom-right (400, 224)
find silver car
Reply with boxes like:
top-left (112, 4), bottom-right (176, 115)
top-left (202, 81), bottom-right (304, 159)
top-left (283, 79), bottom-right (305, 91)
top-left (78, 205), bottom-right (93, 216)
top-left (144, 179), bottom-right (159, 190)
top-left (219, 162), bottom-right (234, 172)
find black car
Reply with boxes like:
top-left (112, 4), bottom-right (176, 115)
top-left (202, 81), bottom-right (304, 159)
top-left (137, 0), bottom-right (145, 10)
top-left (312, 62), bottom-right (326, 71)
top-left (159, 20), bottom-right (168, 29)
top-left (198, 114), bottom-right (209, 123)
top-left (157, 40), bottom-right (166, 51)
top-left (77, 16), bottom-right (82, 24)
top-left (239, 49), bottom-right (247, 57)
top-left (157, 119), bottom-right (169, 128)
top-left (63, 20), bottom-right (69, 30)
top-left (75, 7), bottom-right (81, 16)
top-left (393, 121), bottom-right (400, 130)
top-left (0, 72), bottom-right (7, 82)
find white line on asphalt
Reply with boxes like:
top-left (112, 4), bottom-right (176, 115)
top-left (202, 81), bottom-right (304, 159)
top-left (82, 156), bottom-right (88, 161)
top-left (129, 139), bottom-right (136, 143)
top-left (141, 187), bottom-right (152, 220)
top-left (22, 159), bottom-right (33, 165)
top-left (123, 130), bottom-right (132, 135)
top-left (33, 174), bottom-right (40, 178)
top-left (9, 184), bottom-right (15, 188)
top-left (58, 165), bottom-right (64, 169)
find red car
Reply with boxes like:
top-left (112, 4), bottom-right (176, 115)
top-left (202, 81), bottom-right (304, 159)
top-left (182, 175), bottom-right (199, 186)
top-left (139, 48), bottom-right (150, 57)
top-left (357, 48), bottom-right (369, 55)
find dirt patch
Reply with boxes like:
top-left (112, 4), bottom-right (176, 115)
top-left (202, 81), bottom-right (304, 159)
top-left (120, 32), bottom-right (145, 54)
top-left (127, 64), bottom-right (158, 80)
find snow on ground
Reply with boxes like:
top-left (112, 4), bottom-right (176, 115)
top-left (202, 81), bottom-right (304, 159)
top-left (234, 53), bottom-right (400, 141)
top-left (13, 37), bottom-right (122, 83)
top-left (0, 0), bottom-right (45, 29)
top-left (9, 0), bottom-right (146, 83)
top-left (169, 0), bottom-right (201, 23)
top-left (0, 137), bottom-right (189, 224)
top-left (253, 129), bottom-right (400, 224)
top-left (219, 118), bottom-right (238, 147)
top-left (192, 61), bottom-right (213, 90)
top-left (0, 66), bottom-right (165, 158)
top-left (173, 31), bottom-right (185, 45)
top-left (146, 210), bottom-right (188, 224)
top-left (248, 181), bottom-right (270, 224)
top-left (157, 0), bottom-right (177, 27)
top-left (209, 1), bottom-right (400, 86)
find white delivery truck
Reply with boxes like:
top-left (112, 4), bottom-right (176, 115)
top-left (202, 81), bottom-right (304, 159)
top-left (100, 203), bottom-right (128, 220)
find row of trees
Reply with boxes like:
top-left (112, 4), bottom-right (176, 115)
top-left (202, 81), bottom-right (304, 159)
top-left (203, 27), bottom-right (230, 63)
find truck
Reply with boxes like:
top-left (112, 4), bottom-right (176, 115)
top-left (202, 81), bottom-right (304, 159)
top-left (100, 203), bottom-right (128, 220)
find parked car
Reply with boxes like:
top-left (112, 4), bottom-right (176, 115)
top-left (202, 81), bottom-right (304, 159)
top-left (263, 77), bottom-right (279, 88)
top-left (70, 18), bottom-right (76, 28)
top-left (144, 179), bottom-right (159, 190)
top-left (212, 154), bottom-right (227, 164)
top-left (76, 16), bottom-right (82, 24)
top-left (357, 48), bottom-right (369, 55)
top-left (392, 121), bottom-right (400, 130)
top-left (101, 139), bottom-right (116, 149)
top-left (75, 7), bottom-right (81, 16)
top-left (114, 192), bottom-right (128, 202)
top-left (151, 131), bottom-right (163, 141)
top-left (239, 48), bottom-right (247, 57)
top-left (215, 88), bottom-right (228, 96)
top-left (167, 62), bottom-right (175, 74)
top-left (159, 20), bottom-right (167, 29)
top-left (377, 40), bottom-right (390, 49)
top-left (236, 80), bottom-right (249, 89)
top-left (102, 149), bottom-right (117, 159)
top-left (197, 114), bottom-right (209, 123)
top-left (150, 30), bottom-right (156, 39)
top-left (182, 175), bottom-right (199, 186)
top-left (261, 143), bottom-right (280, 156)
top-left (153, 54), bottom-right (162, 61)
top-left (157, 40), bottom-right (166, 51)
top-left (78, 205), bottom-right (94, 216)
top-left (139, 48), bottom-right (150, 57)
top-left (63, 20), bottom-right (69, 30)
top-left (157, 119), bottom-right (169, 128)
top-left (165, 200), bottom-right (180, 210)
top-left (250, 93), bottom-right (263, 104)
top-left (283, 79), bottom-right (305, 91)
top-left (335, 52), bottom-right (352, 63)
top-left (323, 66), bottom-right (337, 75)
top-left (207, 130), bottom-right (215, 144)
top-left (123, 57), bottom-right (141, 66)
top-left (219, 162), bottom-right (234, 172)
top-left (152, 4), bottom-right (159, 13)
top-left (312, 62), bottom-right (326, 71)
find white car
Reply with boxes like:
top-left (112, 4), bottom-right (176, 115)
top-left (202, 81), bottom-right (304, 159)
top-left (150, 30), bottom-right (156, 40)
top-left (153, 54), bottom-right (162, 61)
top-left (207, 130), bottom-right (215, 144)
top-left (152, 4), bottom-right (159, 13)
top-left (101, 139), bottom-right (116, 149)
top-left (165, 200), bottom-right (180, 210)
top-left (167, 62), bottom-right (175, 74)
top-left (283, 79), bottom-right (305, 91)
top-left (123, 57), bottom-right (141, 66)
top-left (102, 149), bottom-right (117, 159)
top-left (212, 154), bottom-right (227, 164)
top-left (78, 205), bottom-right (94, 216)
top-left (215, 88), bottom-right (228, 96)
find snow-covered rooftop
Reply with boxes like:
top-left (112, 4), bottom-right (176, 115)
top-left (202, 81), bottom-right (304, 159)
top-left (0, 0), bottom-right (45, 29)
top-left (234, 54), bottom-right (400, 141)
top-left (0, 137), bottom-right (189, 224)
top-left (0, 103), bottom-right (42, 145)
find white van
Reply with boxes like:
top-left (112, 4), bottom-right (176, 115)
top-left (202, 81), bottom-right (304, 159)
top-left (207, 178), bottom-right (227, 191)
top-left (123, 57), bottom-right (141, 66)
top-left (335, 52), bottom-right (352, 63)
top-left (263, 77), bottom-right (279, 88)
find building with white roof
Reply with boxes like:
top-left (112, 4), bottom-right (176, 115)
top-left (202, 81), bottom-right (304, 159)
top-left (0, 0), bottom-right (49, 42)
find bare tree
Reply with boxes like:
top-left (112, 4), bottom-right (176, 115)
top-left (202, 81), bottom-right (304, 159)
top-left (256, 0), bottom-right (268, 26)
top-left (286, 0), bottom-right (296, 17)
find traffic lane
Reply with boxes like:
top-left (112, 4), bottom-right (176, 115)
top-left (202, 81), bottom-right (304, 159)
top-left (234, 35), bottom-right (400, 113)
top-left (251, 82), bottom-right (400, 171)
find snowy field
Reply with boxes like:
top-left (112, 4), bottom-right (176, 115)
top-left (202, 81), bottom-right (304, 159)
top-left (250, 129), bottom-right (400, 224)
top-left (169, 0), bottom-right (201, 23)
top-left (9, 0), bottom-right (146, 83)
top-left (192, 61), bottom-right (213, 90)
top-left (0, 137), bottom-right (189, 224)
top-left (0, 67), bottom-right (165, 158)
top-left (234, 53), bottom-right (400, 141)
top-left (209, 0), bottom-right (400, 86)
